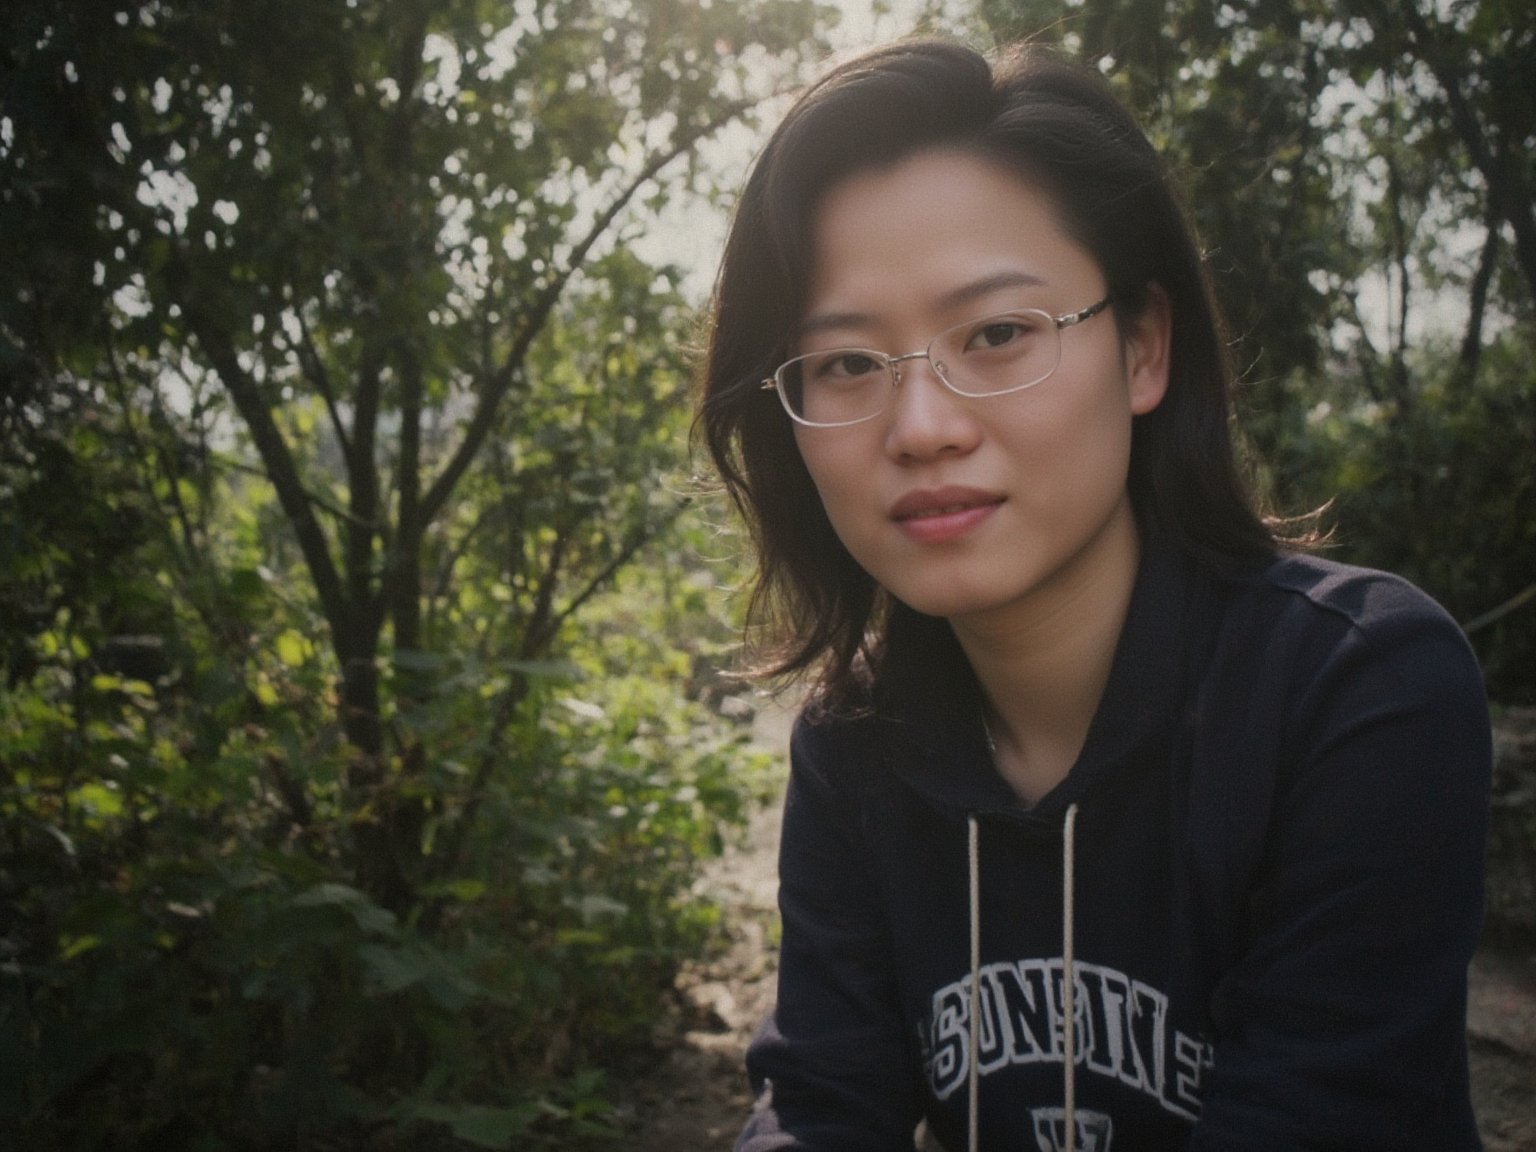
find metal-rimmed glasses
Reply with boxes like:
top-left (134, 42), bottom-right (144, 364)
top-left (761, 297), bottom-right (1112, 428)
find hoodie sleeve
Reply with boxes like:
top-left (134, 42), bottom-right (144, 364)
top-left (735, 718), bottom-right (923, 1152)
top-left (1187, 578), bottom-right (1492, 1150)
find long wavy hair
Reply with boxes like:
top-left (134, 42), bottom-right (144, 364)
top-left (697, 39), bottom-right (1286, 707)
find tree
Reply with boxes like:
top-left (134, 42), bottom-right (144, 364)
top-left (1357, 0), bottom-right (1536, 301)
top-left (977, 0), bottom-right (1356, 392)
top-left (3, 0), bottom-right (820, 909)
top-left (2, 0), bottom-right (824, 1143)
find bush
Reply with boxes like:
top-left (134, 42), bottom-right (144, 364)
top-left (1259, 327), bottom-right (1536, 702)
top-left (1, 412), bottom-right (769, 1149)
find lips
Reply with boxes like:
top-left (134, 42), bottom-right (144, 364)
top-left (890, 486), bottom-right (1005, 522)
top-left (890, 486), bottom-right (1005, 543)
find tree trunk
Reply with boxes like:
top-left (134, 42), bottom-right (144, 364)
top-left (1458, 206), bottom-right (1500, 384)
top-left (1387, 0), bottom-right (1536, 302)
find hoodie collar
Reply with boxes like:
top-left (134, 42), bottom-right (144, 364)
top-left (873, 538), bottom-right (1197, 822)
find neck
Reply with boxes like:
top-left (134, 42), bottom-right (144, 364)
top-left (951, 500), bottom-right (1142, 804)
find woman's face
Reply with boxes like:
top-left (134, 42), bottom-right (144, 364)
top-left (791, 148), bottom-right (1169, 628)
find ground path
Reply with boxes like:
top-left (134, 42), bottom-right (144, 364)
top-left (616, 707), bottom-right (1536, 1150)
top-left (614, 701), bottom-right (789, 1150)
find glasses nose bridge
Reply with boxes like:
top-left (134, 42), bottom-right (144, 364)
top-left (887, 345), bottom-right (948, 391)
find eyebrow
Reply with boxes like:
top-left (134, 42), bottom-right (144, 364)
top-left (796, 270), bottom-right (1048, 339)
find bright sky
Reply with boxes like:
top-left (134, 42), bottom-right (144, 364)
top-left (641, 0), bottom-right (1470, 346)
top-left (634, 0), bottom-right (948, 300)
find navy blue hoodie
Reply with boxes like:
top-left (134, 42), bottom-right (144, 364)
top-left (736, 544), bottom-right (1491, 1151)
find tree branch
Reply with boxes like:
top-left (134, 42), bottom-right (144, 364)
top-left (385, 344), bottom-right (425, 658)
top-left (1385, 0), bottom-right (1536, 299)
top-left (1462, 583), bottom-right (1536, 636)
top-left (345, 352), bottom-right (382, 621)
top-left (207, 451), bottom-right (378, 531)
top-left (1340, 289), bottom-right (1386, 404)
top-left (539, 502), bottom-right (688, 649)
top-left (293, 306), bottom-right (353, 463)
top-left (423, 485), bottom-right (527, 639)
top-left (180, 295), bottom-right (349, 636)
top-left (1457, 201), bottom-right (1500, 384)
top-left (103, 345), bottom-right (199, 575)
top-left (520, 518), bottom-right (572, 659)
top-left (418, 102), bottom-right (751, 529)
top-left (421, 500), bottom-right (686, 898)
top-left (426, 664), bottom-right (532, 890)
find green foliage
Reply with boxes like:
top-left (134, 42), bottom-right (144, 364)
top-left (1, 440), bottom-right (771, 1147)
top-left (1279, 327), bottom-right (1536, 698)
top-left (979, 0), bottom-right (1358, 392)
top-left (2, 0), bottom-right (818, 1145)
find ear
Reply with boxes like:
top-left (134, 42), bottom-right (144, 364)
top-left (1125, 283), bottom-right (1172, 416)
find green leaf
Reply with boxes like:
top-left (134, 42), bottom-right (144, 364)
top-left (71, 782), bottom-right (124, 819)
top-left (59, 934), bottom-right (103, 961)
top-left (421, 878), bottom-right (487, 903)
top-left (358, 942), bottom-right (433, 993)
top-left (405, 1102), bottom-right (539, 1149)
top-left (504, 658), bottom-right (583, 679)
top-left (448, 1106), bottom-right (537, 1148)
top-left (227, 566), bottom-right (267, 602)
top-left (274, 629), bottom-right (309, 667)
top-left (291, 883), bottom-right (398, 935)
top-left (392, 648), bottom-right (448, 671)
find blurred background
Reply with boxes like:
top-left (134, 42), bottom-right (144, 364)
top-left (2, 1), bottom-right (1532, 1148)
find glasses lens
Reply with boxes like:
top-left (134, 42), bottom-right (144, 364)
top-left (932, 310), bottom-right (1060, 396)
top-left (779, 349), bottom-right (891, 426)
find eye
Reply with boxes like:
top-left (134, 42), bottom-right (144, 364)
top-left (811, 351), bottom-right (883, 380)
top-left (962, 316), bottom-right (1039, 352)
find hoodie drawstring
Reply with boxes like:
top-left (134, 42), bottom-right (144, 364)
top-left (966, 816), bottom-right (981, 1152)
top-left (965, 802), bottom-right (1079, 1152)
top-left (1061, 802), bottom-right (1079, 1151)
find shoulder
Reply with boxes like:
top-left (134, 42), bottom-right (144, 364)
top-left (790, 700), bottom-right (881, 754)
top-left (1180, 551), bottom-right (1490, 788)
top-left (1256, 551), bottom-right (1456, 630)
top-left (1174, 554), bottom-right (1491, 935)
top-left (1216, 551), bottom-right (1478, 693)
top-left (786, 705), bottom-right (888, 799)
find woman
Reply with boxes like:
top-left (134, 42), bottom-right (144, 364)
top-left (697, 39), bottom-right (1491, 1152)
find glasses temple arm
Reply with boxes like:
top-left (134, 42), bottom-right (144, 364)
top-left (1055, 297), bottom-right (1112, 329)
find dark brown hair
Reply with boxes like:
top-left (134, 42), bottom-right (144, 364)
top-left (697, 39), bottom-right (1280, 704)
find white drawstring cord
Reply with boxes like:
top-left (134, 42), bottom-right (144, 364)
top-left (967, 814), bottom-right (980, 1152)
top-left (1062, 802), bottom-right (1079, 1152)
top-left (966, 802), bottom-right (1080, 1152)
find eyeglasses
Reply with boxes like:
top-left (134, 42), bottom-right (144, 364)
top-left (761, 298), bottom-right (1112, 428)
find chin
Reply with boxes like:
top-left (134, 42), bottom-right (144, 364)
top-left (888, 582), bottom-right (1001, 621)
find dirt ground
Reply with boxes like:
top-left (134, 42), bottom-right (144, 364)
top-left (612, 706), bottom-right (1536, 1150)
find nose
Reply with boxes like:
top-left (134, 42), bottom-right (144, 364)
top-left (884, 355), bottom-right (982, 463)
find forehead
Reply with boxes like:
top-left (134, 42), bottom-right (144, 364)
top-left (803, 147), bottom-right (1098, 329)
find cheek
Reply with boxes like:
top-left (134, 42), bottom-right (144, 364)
top-left (1009, 369), bottom-right (1136, 500)
top-left (1065, 417), bottom-right (1133, 502)
top-left (794, 432), bottom-right (874, 537)
top-left (794, 429), bottom-right (844, 499)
